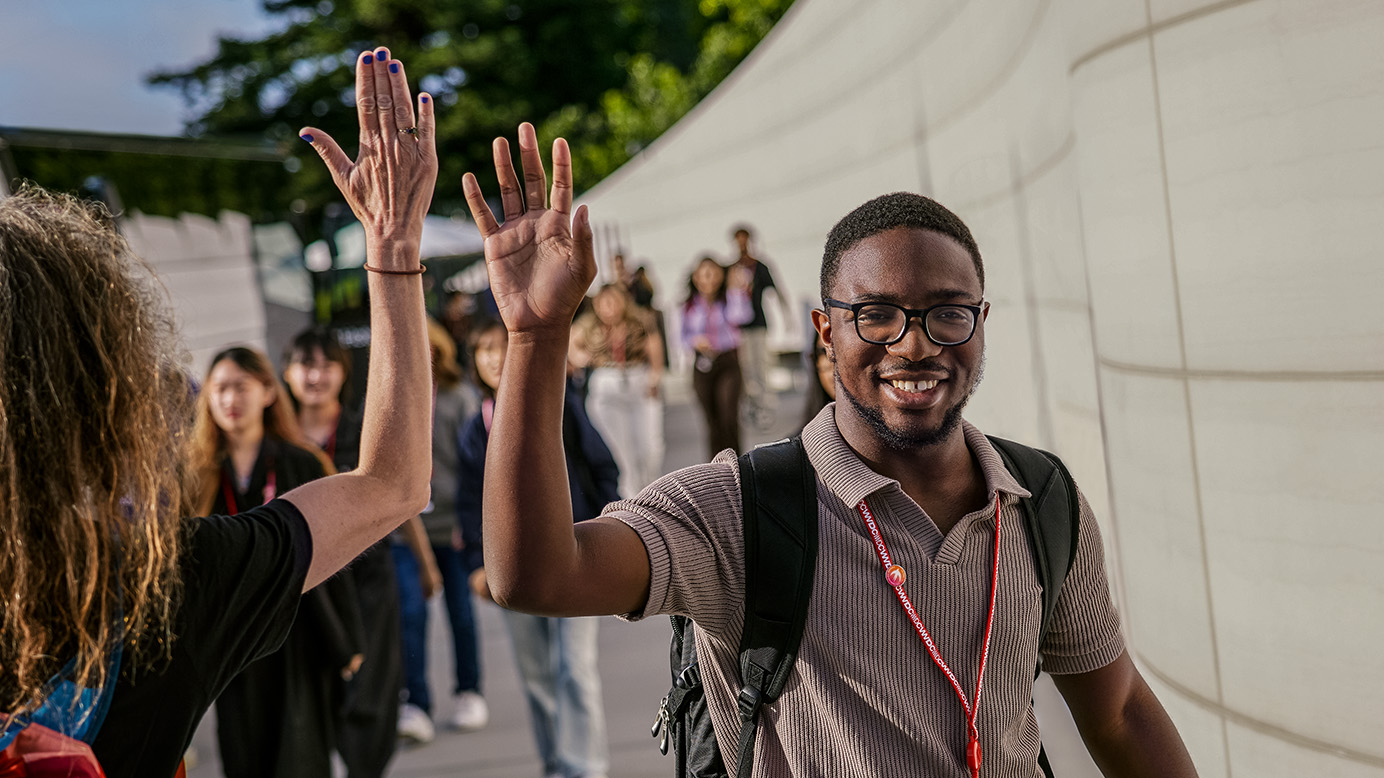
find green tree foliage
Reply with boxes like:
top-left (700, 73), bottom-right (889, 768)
top-left (147, 0), bottom-right (794, 233)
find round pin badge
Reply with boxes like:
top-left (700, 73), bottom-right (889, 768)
top-left (885, 564), bottom-right (906, 587)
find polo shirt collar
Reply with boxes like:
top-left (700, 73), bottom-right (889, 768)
top-left (800, 404), bottom-right (1031, 508)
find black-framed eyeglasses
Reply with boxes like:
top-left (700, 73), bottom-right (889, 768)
top-left (823, 298), bottom-right (983, 346)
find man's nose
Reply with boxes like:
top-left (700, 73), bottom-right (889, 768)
top-left (887, 317), bottom-right (943, 361)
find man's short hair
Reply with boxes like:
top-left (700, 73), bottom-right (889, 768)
top-left (820, 192), bottom-right (984, 300)
top-left (731, 223), bottom-right (753, 239)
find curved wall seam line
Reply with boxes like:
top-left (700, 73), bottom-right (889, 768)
top-left (1097, 359), bottom-right (1384, 382)
top-left (1136, 652), bottom-right (1384, 767)
top-left (1141, 3), bottom-right (1232, 772)
top-left (1068, 0), bottom-right (1264, 74)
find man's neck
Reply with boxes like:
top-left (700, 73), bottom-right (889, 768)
top-left (835, 413), bottom-right (986, 533)
top-left (298, 400), bottom-right (341, 445)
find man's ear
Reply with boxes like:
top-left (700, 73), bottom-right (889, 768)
top-left (811, 308), bottom-right (834, 361)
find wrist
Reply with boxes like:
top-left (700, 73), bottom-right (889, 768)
top-left (364, 236), bottom-right (422, 269)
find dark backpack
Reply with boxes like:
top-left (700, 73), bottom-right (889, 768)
top-left (651, 434), bottom-right (1080, 778)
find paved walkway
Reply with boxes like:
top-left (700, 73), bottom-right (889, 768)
top-left (188, 380), bottom-right (1101, 778)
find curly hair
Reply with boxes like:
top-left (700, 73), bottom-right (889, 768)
top-left (0, 185), bottom-right (193, 715)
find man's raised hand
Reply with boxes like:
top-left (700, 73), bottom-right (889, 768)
top-left (462, 123), bottom-right (596, 336)
top-left (300, 47), bottom-right (437, 266)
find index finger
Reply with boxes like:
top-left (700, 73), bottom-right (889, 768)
top-left (463, 173), bottom-right (501, 238)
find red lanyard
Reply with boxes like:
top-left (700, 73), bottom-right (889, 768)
top-left (856, 492), bottom-right (1002, 778)
top-left (220, 460), bottom-right (276, 516)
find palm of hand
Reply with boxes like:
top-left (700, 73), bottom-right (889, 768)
top-left (463, 125), bottom-right (595, 335)
top-left (485, 208), bottom-right (592, 334)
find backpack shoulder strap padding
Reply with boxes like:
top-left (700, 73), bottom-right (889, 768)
top-left (732, 436), bottom-right (818, 778)
top-left (984, 436), bottom-right (1080, 657)
top-left (985, 436), bottom-right (1080, 778)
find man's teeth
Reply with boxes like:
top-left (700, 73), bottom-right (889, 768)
top-left (890, 379), bottom-right (938, 393)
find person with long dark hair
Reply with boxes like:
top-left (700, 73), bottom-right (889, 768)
top-left (800, 332), bottom-right (836, 431)
top-left (190, 346), bottom-right (358, 778)
top-left (681, 256), bottom-right (753, 457)
top-left (0, 48), bottom-right (436, 778)
top-left (282, 327), bottom-right (440, 765)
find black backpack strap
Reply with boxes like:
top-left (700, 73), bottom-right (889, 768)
top-left (986, 436), bottom-right (1079, 653)
top-left (987, 435), bottom-right (1079, 778)
top-left (732, 437), bottom-right (818, 778)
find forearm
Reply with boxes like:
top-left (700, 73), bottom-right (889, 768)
top-left (1056, 655), bottom-right (1198, 778)
top-left (356, 239), bottom-right (433, 507)
top-left (401, 515), bottom-right (437, 570)
top-left (1085, 685), bottom-right (1198, 777)
top-left (483, 331), bottom-right (578, 610)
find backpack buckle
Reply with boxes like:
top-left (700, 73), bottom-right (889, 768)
top-left (736, 684), bottom-right (762, 721)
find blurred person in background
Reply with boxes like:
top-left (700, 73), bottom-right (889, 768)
top-left (729, 225), bottom-right (789, 430)
top-left (0, 48), bottom-right (433, 778)
top-left (682, 256), bottom-right (753, 458)
top-left (282, 327), bottom-right (439, 764)
top-left (191, 346), bottom-right (356, 778)
top-left (571, 284), bottom-right (665, 498)
top-left (800, 331), bottom-right (836, 431)
top-left (387, 320), bottom-right (490, 741)
top-left (461, 319), bottom-right (616, 778)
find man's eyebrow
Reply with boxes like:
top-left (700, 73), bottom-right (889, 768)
top-left (846, 289), bottom-right (981, 304)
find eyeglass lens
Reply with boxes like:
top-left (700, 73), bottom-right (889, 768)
top-left (855, 303), bottom-right (976, 345)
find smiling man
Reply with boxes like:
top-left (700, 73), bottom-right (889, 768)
top-left (465, 124), bottom-right (1197, 778)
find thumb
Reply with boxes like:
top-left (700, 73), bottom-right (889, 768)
top-left (299, 127), bottom-right (352, 188)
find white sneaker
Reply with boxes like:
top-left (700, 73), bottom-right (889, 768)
top-left (397, 702), bottom-right (435, 744)
top-left (447, 691), bottom-right (489, 731)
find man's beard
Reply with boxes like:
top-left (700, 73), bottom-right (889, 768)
top-left (835, 352), bottom-right (985, 452)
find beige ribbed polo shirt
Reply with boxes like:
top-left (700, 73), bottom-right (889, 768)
top-left (610, 405), bottom-right (1125, 777)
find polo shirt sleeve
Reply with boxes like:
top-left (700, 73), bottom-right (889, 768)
top-left (1039, 487), bottom-right (1127, 675)
top-left (604, 453), bottom-right (747, 641)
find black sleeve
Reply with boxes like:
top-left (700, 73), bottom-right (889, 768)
top-left (183, 500), bottom-right (314, 686)
top-left (92, 499), bottom-right (312, 778)
top-left (455, 414), bottom-right (487, 572)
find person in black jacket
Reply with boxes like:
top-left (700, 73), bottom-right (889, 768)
top-left (284, 326), bottom-right (442, 764)
top-left (190, 346), bottom-right (362, 778)
top-left (460, 319), bottom-right (618, 778)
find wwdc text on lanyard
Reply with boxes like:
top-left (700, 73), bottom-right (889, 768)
top-left (856, 492), bottom-right (1002, 778)
top-left (221, 461), bottom-right (276, 516)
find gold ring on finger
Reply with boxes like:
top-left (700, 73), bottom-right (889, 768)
top-left (398, 127), bottom-right (419, 136)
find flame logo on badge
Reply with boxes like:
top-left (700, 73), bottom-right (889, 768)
top-left (885, 564), bottom-right (906, 588)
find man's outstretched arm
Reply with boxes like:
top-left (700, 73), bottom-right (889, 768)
top-left (462, 123), bottom-right (650, 617)
top-left (1053, 651), bottom-right (1199, 777)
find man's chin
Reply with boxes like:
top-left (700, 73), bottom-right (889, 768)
top-left (840, 385), bottom-right (965, 451)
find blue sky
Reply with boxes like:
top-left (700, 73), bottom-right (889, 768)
top-left (0, 0), bottom-right (278, 135)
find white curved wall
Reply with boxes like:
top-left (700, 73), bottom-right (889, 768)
top-left (580, 0), bottom-right (1384, 774)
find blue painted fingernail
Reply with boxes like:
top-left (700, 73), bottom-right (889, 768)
top-left (300, 133), bottom-right (314, 142)
top-left (376, 49), bottom-right (388, 58)
top-left (362, 53), bottom-right (373, 63)
top-left (389, 62), bottom-right (399, 74)
top-left (420, 95), bottom-right (429, 104)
